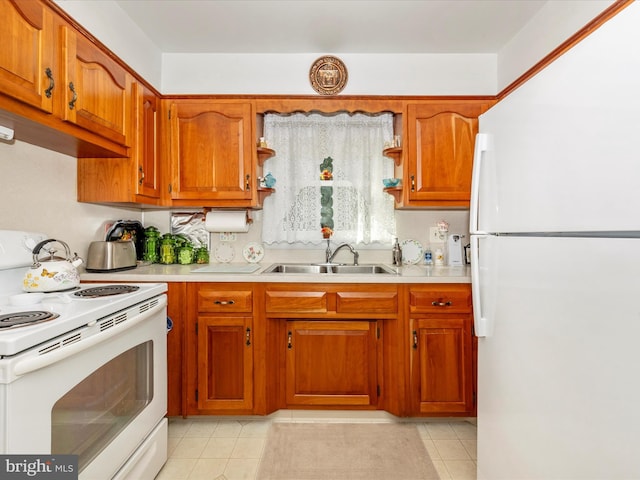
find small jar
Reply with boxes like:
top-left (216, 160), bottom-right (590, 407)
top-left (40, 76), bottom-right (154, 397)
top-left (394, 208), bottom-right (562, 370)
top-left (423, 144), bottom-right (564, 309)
top-left (159, 234), bottom-right (176, 264)
top-left (143, 226), bottom-right (160, 263)
top-left (195, 247), bottom-right (210, 264)
top-left (177, 243), bottom-right (194, 265)
top-left (434, 248), bottom-right (444, 266)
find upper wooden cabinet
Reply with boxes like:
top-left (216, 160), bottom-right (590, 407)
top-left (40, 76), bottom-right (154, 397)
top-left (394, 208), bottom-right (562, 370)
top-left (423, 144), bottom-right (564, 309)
top-left (77, 81), bottom-right (161, 205)
top-left (60, 25), bottom-right (132, 147)
top-left (0, 0), bottom-right (55, 113)
top-left (167, 101), bottom-right (257, 207)
top-left (399, 101), bottom-right (491, 208)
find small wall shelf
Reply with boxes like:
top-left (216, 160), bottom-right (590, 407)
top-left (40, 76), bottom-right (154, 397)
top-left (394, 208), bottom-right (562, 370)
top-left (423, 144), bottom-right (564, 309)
top-left (383, 147), bottom-right (402, 166)
top-left (257, 147), bottom-right (275, 166)
top-left (383, 186), bottom-right (402, 203)
top-left (257, 187), bottom-right (275, 203)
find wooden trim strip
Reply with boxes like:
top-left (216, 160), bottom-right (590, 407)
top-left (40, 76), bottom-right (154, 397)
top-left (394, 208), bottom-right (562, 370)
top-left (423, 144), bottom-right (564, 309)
top-left (497, 0), bottom-right (633, 101)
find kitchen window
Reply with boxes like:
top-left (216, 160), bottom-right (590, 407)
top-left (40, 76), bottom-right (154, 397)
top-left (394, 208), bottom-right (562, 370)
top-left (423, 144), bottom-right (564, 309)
top-left (261, 112), bottom-right (396, 245)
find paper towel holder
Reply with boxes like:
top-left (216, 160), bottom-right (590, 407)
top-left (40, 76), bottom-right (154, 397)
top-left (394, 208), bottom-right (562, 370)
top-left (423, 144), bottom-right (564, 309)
top-left (202, 208), bottom-right (253, 226)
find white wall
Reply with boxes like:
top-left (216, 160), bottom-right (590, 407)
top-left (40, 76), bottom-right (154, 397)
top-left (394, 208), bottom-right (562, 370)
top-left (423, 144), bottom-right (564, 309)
top-left (0, 139), bottom-right (142, 258)
top-left (161, 53), bottom-right (495, 95)
top-left (53, 0), bottom-right (614, 95)
top-left (53, 0), bottom-right (163, 89)
top-left (497, 0), bottom-right (614, 91)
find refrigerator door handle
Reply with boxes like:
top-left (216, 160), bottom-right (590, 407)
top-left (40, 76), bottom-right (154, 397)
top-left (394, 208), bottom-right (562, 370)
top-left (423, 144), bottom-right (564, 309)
top-left (471, 234), bottom-right (489, 337)
top-left (470, 133), bottom-right (490, 235)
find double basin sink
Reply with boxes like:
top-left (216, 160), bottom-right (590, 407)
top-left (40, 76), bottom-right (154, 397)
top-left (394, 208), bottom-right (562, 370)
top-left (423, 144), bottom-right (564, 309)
top-left (262, 263), bottom-right (397, 275)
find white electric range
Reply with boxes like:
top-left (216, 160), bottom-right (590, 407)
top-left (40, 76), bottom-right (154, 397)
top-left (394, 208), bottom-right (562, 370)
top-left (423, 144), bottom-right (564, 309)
top-left (0, 230), bottom-right (168, 480)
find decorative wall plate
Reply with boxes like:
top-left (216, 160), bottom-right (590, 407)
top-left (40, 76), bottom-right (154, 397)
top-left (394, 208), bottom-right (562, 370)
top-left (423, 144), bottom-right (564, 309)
top-left (242, 242), bottom-right (265, 263)
top-left (309, 56), bottom-right (348, 95)
top-left (401, 239), bottom-right (423, 265)
top-left (213, 242), bottom-right (235, 263)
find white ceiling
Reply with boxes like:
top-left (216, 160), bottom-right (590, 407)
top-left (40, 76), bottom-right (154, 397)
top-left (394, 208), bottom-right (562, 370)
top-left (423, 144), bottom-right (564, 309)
top-left (113, 0), bottom-right (547, 54)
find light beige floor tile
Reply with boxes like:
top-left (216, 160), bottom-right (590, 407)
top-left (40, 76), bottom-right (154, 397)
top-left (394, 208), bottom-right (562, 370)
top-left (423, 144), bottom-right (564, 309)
top-left (434, 439), bottom-right (472, 460)
top-left (420, 437), bottom-right (442, 460)
top-left (213, 421), bottom-right (243, 437)
top-left (461, 439), bottom-right (477, 460)
top-left (155, 458), bottom-right (197, 480)
top-left (425, 422), bottom-right (458, 440)
top-left (239, 420), bottom-right (271, 438)
top-left (167, 436), bottom-right (182, 457)
top-left (444, 459), bottom-right (477, 480)
top-left (451, 422), bottom-right (478, 440)
top-left (432, 460), bottom-right (452, 479)
top-left (172, 437), bottom-right (210, 459)
top-left (168, 417), bottom-right (193, 438)
top-left (201, 437), bottom-right (237, 459)
top-left (230, 437), bottom-right (266, 459)
top-left (185, 419), bottom-right (219, 437)
top-left (223, 458), bottom-right (260, 480)
top-left (187, 458), bottom-right (228, 480)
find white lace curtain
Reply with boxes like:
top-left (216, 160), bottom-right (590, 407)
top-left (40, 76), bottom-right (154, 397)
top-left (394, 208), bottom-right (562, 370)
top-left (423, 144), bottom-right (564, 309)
top-left (261, 112), bottom-right (396, 245)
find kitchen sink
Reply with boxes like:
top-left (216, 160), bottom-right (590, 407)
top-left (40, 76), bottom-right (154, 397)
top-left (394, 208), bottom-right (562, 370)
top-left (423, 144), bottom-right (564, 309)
top-left (261, 263), bottom-right (397, 275)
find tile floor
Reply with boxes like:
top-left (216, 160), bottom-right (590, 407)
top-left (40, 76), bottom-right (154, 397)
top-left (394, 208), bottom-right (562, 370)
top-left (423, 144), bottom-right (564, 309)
top-left (155, 411), bottom-right (477, 480)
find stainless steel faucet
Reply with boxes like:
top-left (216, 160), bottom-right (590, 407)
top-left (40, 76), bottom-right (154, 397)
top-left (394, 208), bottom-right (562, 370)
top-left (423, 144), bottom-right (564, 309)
top-left (325, 240), bottom-right (359, 265)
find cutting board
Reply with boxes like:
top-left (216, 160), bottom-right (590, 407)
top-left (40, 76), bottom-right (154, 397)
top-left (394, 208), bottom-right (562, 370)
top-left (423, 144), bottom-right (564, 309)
top-left (191, 264), bottom-right (261, 274)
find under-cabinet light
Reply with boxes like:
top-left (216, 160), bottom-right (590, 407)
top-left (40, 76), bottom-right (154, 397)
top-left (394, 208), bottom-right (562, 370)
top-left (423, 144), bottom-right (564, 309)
top-left (0, 125), bottom-right (14, 141)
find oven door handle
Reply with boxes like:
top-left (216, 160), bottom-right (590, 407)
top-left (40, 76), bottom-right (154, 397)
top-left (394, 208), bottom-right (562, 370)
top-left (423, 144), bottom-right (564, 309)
top-left (13, 297), bottom-right (167, 377)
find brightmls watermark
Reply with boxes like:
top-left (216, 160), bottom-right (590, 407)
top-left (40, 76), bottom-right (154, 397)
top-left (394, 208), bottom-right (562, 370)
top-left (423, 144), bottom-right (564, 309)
top-left (0, 456), bottom-right (77, 480)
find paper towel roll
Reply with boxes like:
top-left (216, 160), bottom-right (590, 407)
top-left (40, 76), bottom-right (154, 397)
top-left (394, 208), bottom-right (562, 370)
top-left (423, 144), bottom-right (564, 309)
top-left (205, 210), bottom-right (249, 233)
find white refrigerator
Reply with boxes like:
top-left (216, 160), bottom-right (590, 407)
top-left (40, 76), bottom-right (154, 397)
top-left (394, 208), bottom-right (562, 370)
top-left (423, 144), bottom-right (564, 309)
top-left (470, 4), bottom-right (640, 479)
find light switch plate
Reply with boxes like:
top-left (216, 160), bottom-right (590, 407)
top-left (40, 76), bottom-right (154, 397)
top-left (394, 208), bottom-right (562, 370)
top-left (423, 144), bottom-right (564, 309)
top-left (219, 232), bottom-right (237, 242)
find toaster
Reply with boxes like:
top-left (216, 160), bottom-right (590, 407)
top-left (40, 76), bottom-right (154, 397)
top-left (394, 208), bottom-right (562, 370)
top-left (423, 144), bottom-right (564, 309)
top-left (85, 240), bottom-right (137, 272)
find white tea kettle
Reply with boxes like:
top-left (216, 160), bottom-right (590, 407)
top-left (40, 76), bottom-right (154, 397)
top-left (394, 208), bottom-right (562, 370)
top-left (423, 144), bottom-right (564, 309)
top-left (23, 239), bottom-right (83, 292)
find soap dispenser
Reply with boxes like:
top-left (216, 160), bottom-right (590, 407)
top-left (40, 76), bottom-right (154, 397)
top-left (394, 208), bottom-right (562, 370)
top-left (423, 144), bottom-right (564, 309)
top-left (392, 237), bottom-right (402, 266)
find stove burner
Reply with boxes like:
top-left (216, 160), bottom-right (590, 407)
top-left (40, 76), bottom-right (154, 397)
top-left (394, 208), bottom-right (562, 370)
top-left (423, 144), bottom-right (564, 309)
top-left (0, 311), bottom-right (60, 329)
top-left (73, 285), bottom-right (140, 298)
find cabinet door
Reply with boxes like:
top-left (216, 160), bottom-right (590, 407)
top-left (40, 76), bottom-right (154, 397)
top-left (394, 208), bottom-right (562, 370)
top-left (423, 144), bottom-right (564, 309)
top-left (168, 101), bottom-right (254, 202)
top-left (410, 315), bottom-right (474, 414)
top-left (406, 103), bottom-right (484, 206)
top-left (61, 26), bottom-right (132, 146)
top-left (197, 315), bottom-right (253, 411)
top-left (134, 84), bottom-right (160, 199)
top-left (0, 0), bottom-right (54, 113)
top-left (286, 320), bottom-right (378, 407)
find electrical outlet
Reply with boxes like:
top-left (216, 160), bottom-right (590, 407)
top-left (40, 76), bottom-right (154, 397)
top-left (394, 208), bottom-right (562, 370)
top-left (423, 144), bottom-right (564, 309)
top-left (429, 227), bottom-right (444, 244)
top-left (219, 232), bottom-right (237, 242)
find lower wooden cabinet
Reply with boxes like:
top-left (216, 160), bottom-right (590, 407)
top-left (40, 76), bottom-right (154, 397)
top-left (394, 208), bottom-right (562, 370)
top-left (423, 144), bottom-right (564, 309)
top-left (196, 315), bottom-right (253, 411)
top-left (186, 283), bottom-right (255, 415)
top-left (285, 320), bottom-right (379, 407)
top-left (408, 284), bottom-right (476, 416)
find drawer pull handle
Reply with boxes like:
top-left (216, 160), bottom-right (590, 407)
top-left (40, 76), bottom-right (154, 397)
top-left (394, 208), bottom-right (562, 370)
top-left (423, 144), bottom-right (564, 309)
top-left (410, 175), bottom-right (416, 192)
top-left (245, 174), bottom-right (251, 190)
top-left (431, 301), bottom-right (452, 307)
top-left (413, 330), bottom-right (418, 349)
top-left (245, 327), bottom-right (251, 346)
top-left (287, 331), bottom-right (292, 349)
top-left (214, 300), bottom-right (235, 305)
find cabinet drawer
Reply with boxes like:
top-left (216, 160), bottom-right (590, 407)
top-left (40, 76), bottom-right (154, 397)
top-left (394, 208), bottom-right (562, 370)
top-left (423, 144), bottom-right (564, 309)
top-left (198, 289), bottom-right (253, 313)
top-left (336, 290), bottom-right (398, 314)
top-left (266, 290), bottom-right (328, 313)
top-left (409, 285), bottom-right (471, 314)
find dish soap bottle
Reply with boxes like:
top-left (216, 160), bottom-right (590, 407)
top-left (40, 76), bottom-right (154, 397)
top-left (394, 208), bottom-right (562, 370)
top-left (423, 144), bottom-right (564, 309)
top-left (392, 237), bottom-right (402, 266)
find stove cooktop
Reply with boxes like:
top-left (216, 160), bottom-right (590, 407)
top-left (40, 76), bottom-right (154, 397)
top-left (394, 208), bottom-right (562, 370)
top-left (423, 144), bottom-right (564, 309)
top-left (0, 283), bottom-right (167, 357)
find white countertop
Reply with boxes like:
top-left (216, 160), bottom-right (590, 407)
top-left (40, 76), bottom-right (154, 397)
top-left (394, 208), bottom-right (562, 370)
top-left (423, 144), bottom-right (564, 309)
top-left (80, 262), bottom-right (471, 284)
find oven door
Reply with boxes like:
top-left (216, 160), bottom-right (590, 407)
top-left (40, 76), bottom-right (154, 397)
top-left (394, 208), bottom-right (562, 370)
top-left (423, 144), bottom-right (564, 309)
top-left (1, 295), bottom-right (167, 480)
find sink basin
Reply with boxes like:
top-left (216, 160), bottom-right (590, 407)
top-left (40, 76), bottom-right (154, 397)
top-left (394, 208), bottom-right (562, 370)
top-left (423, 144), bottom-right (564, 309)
top-left (261, 263), bottom-right (397, 275)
